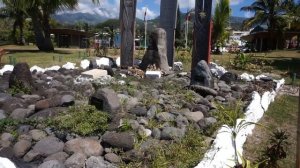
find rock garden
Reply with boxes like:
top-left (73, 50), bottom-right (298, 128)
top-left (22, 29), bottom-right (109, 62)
top-left (0, 53), bottom-right (286, 168)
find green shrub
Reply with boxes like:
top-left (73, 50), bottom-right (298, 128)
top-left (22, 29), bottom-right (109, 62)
top-left (51, 105), bottom-right (109, 136)
top-left (0, 118), bottom-right (19, 133)
top-left (214, 101), bottom-right (244, 127)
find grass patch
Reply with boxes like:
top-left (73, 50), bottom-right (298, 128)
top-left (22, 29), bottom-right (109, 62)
top-left (49, 104), bottom-right (109, 136)
top-left (243, 95), bottom-right (298, 168)
top-left (121, 127), bottom-right (207, 168)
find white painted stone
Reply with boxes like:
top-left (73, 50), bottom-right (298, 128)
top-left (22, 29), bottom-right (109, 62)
top-left (118, 80), bottom-right (126, 85)
top-left (210, 62), bottom-right (227, 78)
top-left (30, 66), bottom-right (45, 73)
top-left (240, 73), bottom-right (255, 82)
top-left (80, 59), bottom-right (90, 70)
top-left (174, 62), bottom-right (183, 71)
top-left (0, 65), bottom-right (14, 75)
top-left (62, 62), bottom-right (76, 70)
top-left (255, 74), bottom-right (267, 80)
top-left (145, 71), bottom-right (161, 79)
top-left (45, 66), bottom-right (60, 71)
top-left (82, 69), bottom-right (108, 79)
top-left (96, 57), bottom-right (112, 67)
top-left (116, 57), bottom-right (121, 67)
top-left (120, 73), bottom-right (127, 78)
top-left (196, 79), bottom-right (285, 168)
top-left (0, 157), bottom-right (16, 168)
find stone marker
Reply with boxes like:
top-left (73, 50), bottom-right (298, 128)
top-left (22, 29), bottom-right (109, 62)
top-left (81, 69), bottom-right (108, 79)
top-left (160, 0), bottom-right (178, 67)
top-left (9, 63), bottom-right (33, 92)
top-left (191, 60), bottom-right (214, 87)
top-left (145, 71), bottom-right (162, 79)
top-left (139, 28), bottom-right (169, 72)
top-left (120, 0), bottom-right (137, 68)
top-left (191, 0), bottom-right (213, 84)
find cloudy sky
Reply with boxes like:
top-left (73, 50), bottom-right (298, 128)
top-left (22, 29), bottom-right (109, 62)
top-left (70, 0), bottom-right (255, 19)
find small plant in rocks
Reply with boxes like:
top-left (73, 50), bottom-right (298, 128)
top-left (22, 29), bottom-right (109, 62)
top-left (0, 118), bottom-right (19, 133)
top-left (50, 104), bottom-right (109, 136)
top-left (9, 79), bottom-right (31, 96)
top-left (257, 129), bottom-right (289, 168)
top-left (215, 101), bottom-right (244, 127)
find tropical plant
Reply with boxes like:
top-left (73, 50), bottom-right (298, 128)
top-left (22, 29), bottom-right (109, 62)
top-left (0, 0), bottom-right (100, 51)
top-left (258, 129), bottom-right (289, 168)
top-left (241, 0), bottom-right (292, 49)
top-left (0, 0), bottom-right (26, 45)
top-left (213, 0), bottom-right (231, 50)
top-left (231, 52), bottom-right (253, 70)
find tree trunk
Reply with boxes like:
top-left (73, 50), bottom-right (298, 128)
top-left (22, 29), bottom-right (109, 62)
top-left (18, 16), bottom-right (25, 45)
top-left (12, 20), bottom-right (17, 44)
top-left (29, 10), bottom-right (54, 51)
top-left (42, 13), bottom-right (54, 51)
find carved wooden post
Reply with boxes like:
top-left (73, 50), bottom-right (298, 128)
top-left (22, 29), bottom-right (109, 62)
top-left (191, 0), bottom-right (213, 70)
top-left (160, 0), bottom-right (178, 67)
top-left (119, 0), bottom-right (137, 68)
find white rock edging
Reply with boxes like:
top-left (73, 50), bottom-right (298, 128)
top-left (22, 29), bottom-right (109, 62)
top-left (195, 79), bottom-right (285, 168)
top-left (0, 65), bottom-right (14, 75)
top-left (0, 157), bottom-right (16, 168)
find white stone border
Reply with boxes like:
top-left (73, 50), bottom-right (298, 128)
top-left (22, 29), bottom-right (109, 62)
top-left (195, 76), bottom-right (285, 168)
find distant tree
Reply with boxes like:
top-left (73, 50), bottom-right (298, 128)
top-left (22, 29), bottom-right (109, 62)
top-left (0, 0), bottom-right (25, 45)
top-left (175, 5), bottom-right (182, 39)
top-left (241, 0), bottom-right (292, 49)
top-left (213, 0), bottom-right (231, 50)
top-left (0, 0), bottom-right (100, 51)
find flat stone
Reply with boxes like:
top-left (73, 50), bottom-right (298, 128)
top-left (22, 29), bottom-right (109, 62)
top-left (0, 109), bottom-right (6, 119)
top-left (102, 132), bottom-right (134, 151)
top-left (38, 160), bottom-right (65, 168)
top-left (23, 150), bottom-right (41, 162)
top-left (33, 137), bottom-right (64, 157)
top-left (183, 112), bottom-right (204, 122)
top-left (44, 152), bottom-right (69, 163)
top-left (86, 156), bottom-right (117, 168)
top-left (82, 69), bottom-right (108, 79)
top-left (104, 153), bottom-right (121, 163)
top-left (60, 95), bottom-right (75, 107)
top-left (64, 153), bottom-right (86, 168)
top-left (13, 140), bottom-right (32, 158)
top-left (161, 127), bottom-right (185, 140)
top-left (29, 129), bottom-right (47, 141)
top-left (90, 88), bottom-right (120, 114)
top-left (64, 138), bottom-right (103, 157)
top-left (156, 112), bottom-right (175, 122)
top-left (129, 106), bottom-right (147, 116)
top-left (190, 85), bottom-right (218, 97)
top-left (10, 108), bottom-right (33, 120)
top-left (1, 133), bottom-right (14, 142)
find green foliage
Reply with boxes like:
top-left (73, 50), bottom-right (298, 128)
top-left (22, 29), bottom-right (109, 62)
top-left (0, 118), bottom-right (19, 133)
top-left (234, 153), bottom-right (266, 168)
top-left (121, 127), bottom-right (206, 168)
top-left (50, 104), bottom-right (109, 136)
top-left (8, 79), bottom-right (31, 96)
top-left (231, 53), bottom-right (253, 70)
top-left (258, 129), bottom-right (289, 168)
top-left (213, 0), bottom-right (231, 46)
top-left (215, 101), bottom-right (244, 127)
top-left (118, 119), bottom-right (132, 132)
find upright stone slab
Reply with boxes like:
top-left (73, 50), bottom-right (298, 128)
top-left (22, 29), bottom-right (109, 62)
top-left (191, 0), bottom-right (213, 82)
top-left (119, 0), bottom-right (137, 68)
top-left (160, 0), bottom-right (178, 67)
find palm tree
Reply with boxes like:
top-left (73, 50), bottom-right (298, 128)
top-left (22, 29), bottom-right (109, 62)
top-left (0, 0), bottom-right (26, 45)
top-left (241, 0), bottom-right (292, 49)
top-left (213, 0), bottom-right (231, 53)
top-left (1, 0), bottom-right (100, 51)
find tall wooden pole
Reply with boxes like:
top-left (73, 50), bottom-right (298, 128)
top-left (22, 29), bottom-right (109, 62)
top-left (160, 0), bottom-right (178, 67)
top-left (191, 0), bottom-right (213, 71)
top-left (297, 88), bottom-right (300, 168)
top-left (120, 0), bottom-right (137, 68)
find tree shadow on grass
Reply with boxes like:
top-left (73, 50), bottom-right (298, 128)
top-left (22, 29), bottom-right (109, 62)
top-left (270, 58), bottom-right (300, 73)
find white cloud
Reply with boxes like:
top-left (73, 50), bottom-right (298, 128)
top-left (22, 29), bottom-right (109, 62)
top-left (136, 7), bottom-right (158, 20)
top-left (230, 0), bottom-right (244, 6)
top-left (244, 11), bottom-right (254, 18)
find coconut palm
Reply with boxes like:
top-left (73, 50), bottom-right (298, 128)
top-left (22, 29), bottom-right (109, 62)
top-left (213, 0), bottom-right (231, 52)
top-left (1, 0), bottom-right (100, 51)
top-left (241, 0), bottom-right (293, 49)
top-left (0, 0), bottom-right (26, 45)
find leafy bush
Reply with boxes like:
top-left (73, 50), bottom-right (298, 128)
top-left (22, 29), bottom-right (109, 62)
top-left (51, 105), bottom-right (109, 136)
top-left (231, 53), bottom-right (253, 70)
top-left (215, 101), bottom-right (244, 127)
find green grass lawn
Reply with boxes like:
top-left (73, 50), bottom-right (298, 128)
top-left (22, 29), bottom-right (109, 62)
top-left (244, 95), bottom-right (298, 168)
